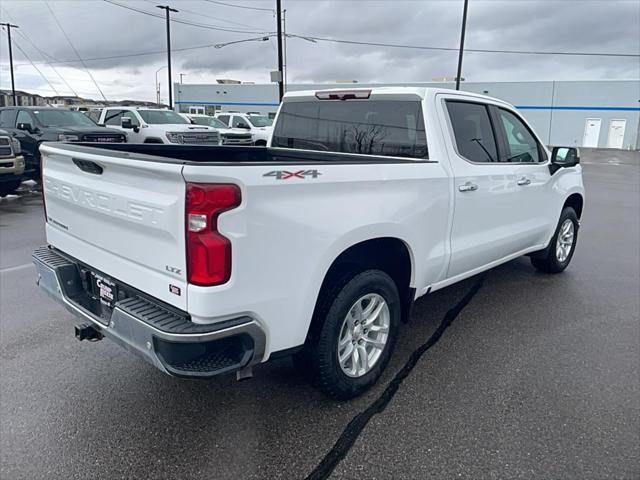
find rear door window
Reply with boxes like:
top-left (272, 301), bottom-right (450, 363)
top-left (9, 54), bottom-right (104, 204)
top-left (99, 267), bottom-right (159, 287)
top-left (271, 100), bottom-right (428, 159)
top-left (446, 101), bottom-right (498, 163)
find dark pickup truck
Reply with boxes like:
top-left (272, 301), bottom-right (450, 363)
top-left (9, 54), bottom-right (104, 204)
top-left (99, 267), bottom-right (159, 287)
top-left (0, 107), bottom-right (126, 178)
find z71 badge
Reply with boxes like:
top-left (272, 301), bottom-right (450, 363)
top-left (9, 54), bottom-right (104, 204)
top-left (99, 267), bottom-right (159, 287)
top-left (263, 170), bottom-right (322, 180)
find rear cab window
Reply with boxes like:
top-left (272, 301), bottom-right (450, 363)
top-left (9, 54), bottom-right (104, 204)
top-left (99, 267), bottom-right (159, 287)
top-left (445, 101), bottom-right (498, 163)
top-left (272, 95), bottom-right (428, 159)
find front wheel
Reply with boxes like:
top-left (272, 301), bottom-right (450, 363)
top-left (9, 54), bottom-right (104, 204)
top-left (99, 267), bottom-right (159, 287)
top-left (306, 270), bottom-right (401, 400)
top-left (531, 207), bottom-right (579, 273)
top-left (0, 179), bottom-right (22, 197)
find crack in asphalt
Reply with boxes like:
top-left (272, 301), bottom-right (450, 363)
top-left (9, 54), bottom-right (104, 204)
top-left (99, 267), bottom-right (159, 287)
top-left (304, 277), bottom-right (485, 480)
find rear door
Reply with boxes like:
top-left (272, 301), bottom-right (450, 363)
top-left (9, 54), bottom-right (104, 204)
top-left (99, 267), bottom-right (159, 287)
top-left (439, 96), bottom-right (523, 279)
top-left (41, 143), bottom-right (188, 309)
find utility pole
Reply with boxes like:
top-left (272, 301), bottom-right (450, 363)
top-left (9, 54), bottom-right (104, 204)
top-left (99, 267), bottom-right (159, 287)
top-left (455, 0), bottom-right (469, 91)
top-left (0, 23), bottom-right (18, 106)
top-left (282, 9), bottom-right (287, 88)
top-left (276, 0), bottom-right (284, 101)
top-left (156, 5), bottom-right (178, 109)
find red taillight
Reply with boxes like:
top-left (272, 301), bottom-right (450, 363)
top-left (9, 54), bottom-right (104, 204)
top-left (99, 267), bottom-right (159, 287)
top-left (186, 183), bottom-right (241, 286)
top-left (315, 89), bottom-right (371, 100)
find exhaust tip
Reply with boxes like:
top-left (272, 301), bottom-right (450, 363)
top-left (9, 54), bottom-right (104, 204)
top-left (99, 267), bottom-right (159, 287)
top-left (74, 323), bottom-right (103, 342)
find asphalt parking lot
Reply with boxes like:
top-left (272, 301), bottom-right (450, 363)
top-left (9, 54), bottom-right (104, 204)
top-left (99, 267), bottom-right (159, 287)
top-left (1, 149), bottom-right (638, 480)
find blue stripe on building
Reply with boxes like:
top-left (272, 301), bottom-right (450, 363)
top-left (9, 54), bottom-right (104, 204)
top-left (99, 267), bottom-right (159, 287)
top-left (176, 100), bottom-right (640, 112)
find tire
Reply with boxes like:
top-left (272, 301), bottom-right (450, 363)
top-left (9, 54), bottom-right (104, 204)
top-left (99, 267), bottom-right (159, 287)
top-left (531, 207), bottom-right (579, 273)
top-left (305, 269), bottom-right (401, 400)
top-left (254, 140), bottom-right (267, 147)
top-left (0, 179), bottom-right (21, 197)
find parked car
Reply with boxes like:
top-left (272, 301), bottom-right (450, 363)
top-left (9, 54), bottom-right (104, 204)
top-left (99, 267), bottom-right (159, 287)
top-left (98, 107), bottom-right (219, 145)
top-left (0, 107), bottom-right (126, 179)
top-left (186, 114), bottom-right (253, 146)
top-left (33, 87), bottom-right (584, 399)
top-left (0, 128), bottom-right (25, 197)
top-left (214, 112), bottom-right (273, 146)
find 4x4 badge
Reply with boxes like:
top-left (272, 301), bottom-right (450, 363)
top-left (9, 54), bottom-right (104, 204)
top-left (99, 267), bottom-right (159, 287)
top-left (263, 170), bottom-right (322, 180)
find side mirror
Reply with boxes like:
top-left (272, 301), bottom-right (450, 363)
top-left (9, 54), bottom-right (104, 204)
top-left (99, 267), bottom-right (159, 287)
top-left (550, 146), bottom-right (580, 174)
top-left (236, 122), bottom-right (250, 129)
top-left (17, 122), bottom-right (33, 133)
top-left (121, 117), bottom-right (133, 129)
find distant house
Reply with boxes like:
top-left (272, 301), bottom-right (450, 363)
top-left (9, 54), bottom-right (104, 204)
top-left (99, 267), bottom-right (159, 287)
top-left (0, 89), bottom-right (46, 107)
top-left (46, 96), bottom-right (87, 107)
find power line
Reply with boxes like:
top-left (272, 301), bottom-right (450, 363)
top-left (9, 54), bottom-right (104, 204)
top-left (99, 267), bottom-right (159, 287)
top-left (8, 36), bottom-right (60, 95)
top-left (142, 0), bottom-right (266, 29)
top-left (102, 0), bottom-right (269, 34)
top-left (10, 26), bottom-right (79, 96)
top-left (2, 31), bottom-right (637, 72)
top-left (287, 33), bottom-right (640, 58)
top-left (44, 1), bottom-right (108, 101)
top-left (4, 34), bottom-right (278, 67)
top-left (203, 0), bottom-right (274, 13)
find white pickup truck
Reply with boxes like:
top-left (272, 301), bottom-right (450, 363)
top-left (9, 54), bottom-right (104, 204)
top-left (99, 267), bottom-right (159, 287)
top-left (98, 107), bottom-right (219, 145)
top-left (33, 87), bottom-right (584, 399)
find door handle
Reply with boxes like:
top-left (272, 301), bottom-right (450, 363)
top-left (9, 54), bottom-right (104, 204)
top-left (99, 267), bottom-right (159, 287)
top-left (458, 182), bottom-right (478, 192)
top-left (517, 177), bottom-right (531, 186)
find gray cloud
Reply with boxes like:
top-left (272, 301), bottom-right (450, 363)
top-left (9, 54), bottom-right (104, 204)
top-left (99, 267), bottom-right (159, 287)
top-left (0, 0), bottom-right (638, 101)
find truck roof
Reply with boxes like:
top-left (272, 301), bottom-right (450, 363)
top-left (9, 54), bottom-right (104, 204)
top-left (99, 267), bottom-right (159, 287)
top-left (283, 86), bottom-right (513, 108)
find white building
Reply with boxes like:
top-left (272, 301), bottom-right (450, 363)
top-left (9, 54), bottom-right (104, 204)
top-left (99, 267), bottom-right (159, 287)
top-left (174, 80), bottom-right (640, 149)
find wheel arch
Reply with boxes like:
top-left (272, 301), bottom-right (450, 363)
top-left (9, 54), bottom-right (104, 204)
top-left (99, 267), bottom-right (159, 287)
top-left (563, 193), bottom-right (584, 219)
top-left (304, 236), bottom-right (415, 345)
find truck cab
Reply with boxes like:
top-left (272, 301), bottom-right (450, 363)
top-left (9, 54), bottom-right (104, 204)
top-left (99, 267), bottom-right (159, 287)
top-left (99, 107), bottom-right (219, 145)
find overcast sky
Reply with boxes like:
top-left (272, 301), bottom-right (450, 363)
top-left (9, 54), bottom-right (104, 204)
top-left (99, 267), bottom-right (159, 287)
top-left (0, 0), bottom-right (638, 102)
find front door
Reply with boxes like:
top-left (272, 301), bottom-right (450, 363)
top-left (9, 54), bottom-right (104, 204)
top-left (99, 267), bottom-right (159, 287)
top-left (582, 118), bottom-right (601, 147)
top-left (441, 98), bottom-right (523, 279)
top-left (606, 119), bottom-right (626, 149)
top-left (13, 110), bottom-right (41, 173)
top-left (494, 107), bottom-right (555, 248)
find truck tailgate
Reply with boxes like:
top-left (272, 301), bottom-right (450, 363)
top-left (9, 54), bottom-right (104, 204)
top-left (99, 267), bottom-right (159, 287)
top-left (40, 143), bottom-right (187, 310)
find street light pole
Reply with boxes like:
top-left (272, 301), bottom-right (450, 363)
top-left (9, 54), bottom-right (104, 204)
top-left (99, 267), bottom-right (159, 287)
top-left (0, 23), bottom-right (18, 106)
top-left (179, 73), bottom-right (187, 84)
top-left (156, 5), bottom-right (178, 109)
top-left (155, 66), bottom-right (167, 106)
top-left (276, 0), bottom-right (284, 101)
top-left (455, 0), bottom-right (469, 91)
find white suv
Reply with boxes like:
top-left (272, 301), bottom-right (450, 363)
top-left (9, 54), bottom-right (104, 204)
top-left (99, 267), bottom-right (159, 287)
top-left (214, 112), bottom-right (273, 146)
top-left (99, 107), bottom-right (218, 145)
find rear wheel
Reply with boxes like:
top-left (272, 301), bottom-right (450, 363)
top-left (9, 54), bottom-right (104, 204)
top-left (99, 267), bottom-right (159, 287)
top-left (531, 207), bottom-right (579, 273)
top-left (305, 270), bottom-right (401, 400)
